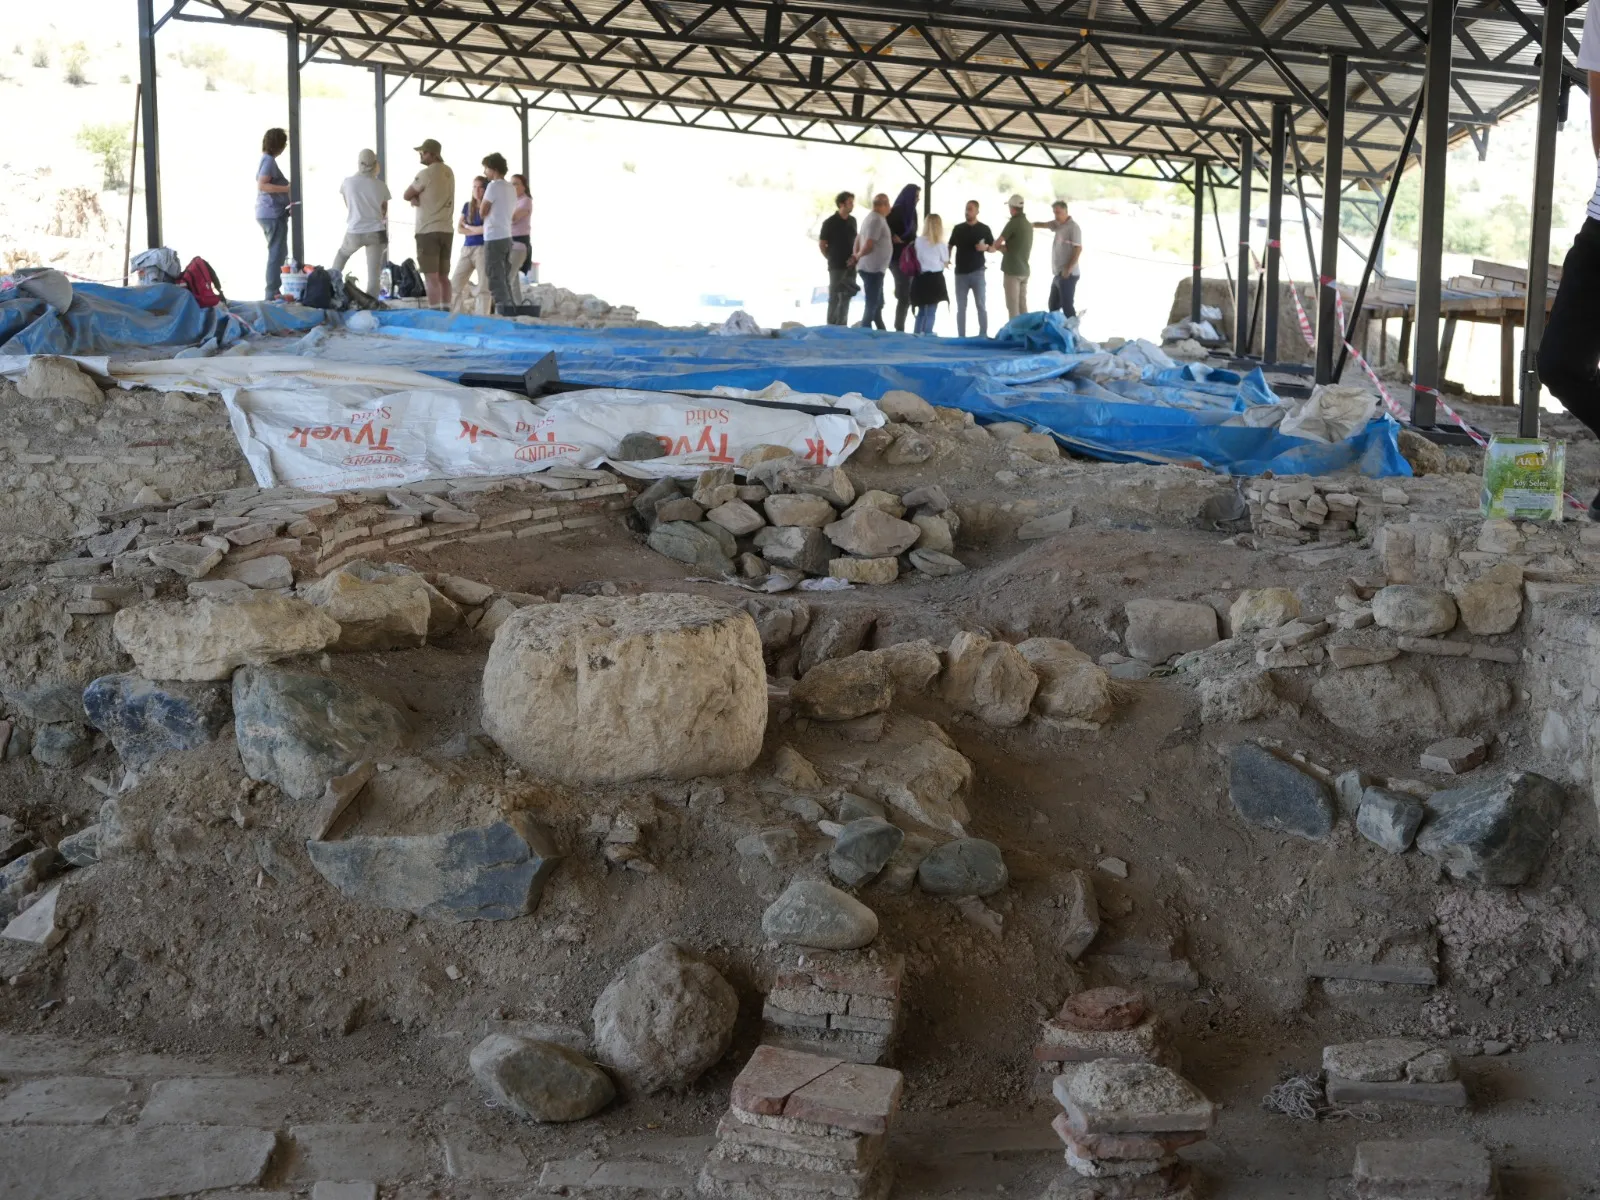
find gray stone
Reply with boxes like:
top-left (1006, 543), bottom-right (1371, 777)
top-left (188, 578), bottom-right (253, 599)
top-left (1372, 585), bottom-right (1458, 636)
top-left (312, 1185), bottom-right (376, 1200)
top-left (1123, 599), bottom-right (1218, 663)
top-left (305, 813), bottom-right (559, 922)
top-left (0, 885), bottom-right (63, 948)
top-left (755, 525), bottom-right (833, 575)
top-left (844, 489), bottom-right (907, 520)
top-left (796, 609), bottom-right (873, 675)
top-left (763, 494), bottom-right (836, 528)
top-left (1333, 769), bottom-right (1375, 814)
top-left (1407, 1048), bottom-right (1458, 1083)
top-left (828, 556), bottom-right (898, 585)
top-left (56, 825), bottom-right (99, 867)
top-left (1323, 1038), bottom-right (1434, 1083)
top-left (1415, 771), bottom-right (1565, 886)
top-left (1228, 588), bottom-right (1300, 634)
top-left (1420, 737), bottom-right (1486, 774)
top-left (632, 477), bottom-right (681, 521)
top-left (1352, 1138), bottom-right (1493, 1199)
top-left (792, 652), bottom-right (894, 721)
top-left (1357, 788), bottom-right (1424, 853)
top-left (81, 673), bottom-right (231, 765)
top-left (30, 723), bottom-right (92, 769)
top-left (876, 390), bottom-right (937, 423)
top-left (1016, 509), bottom-right (1077, 540)
top-left (693, 467), bottom-right (739, 510)
top-left (219, 555), bottom-right (294, 590)
top-left (113, 593), bottom-right (340, 682)
top-left (17, 356), bottom-right (102, 404)
top-left (0, 1126), bottom-right (277, 1200)
top-left (707, 500), bottom-right (767, 537)
top-left (697, 520), bottom-right (739, 560)
top-left (876, 832), bottom-right (936, 895)
top-left (1059, 869), bottom-right (1101, 960)
top-left (591, 941), bottom-right (738, 1094)
top-left (648, 521), bottom-right (734, 574)
top-left (1227, 743), bottom-right (1335, 840)
top-left (138, 1077), bottom-right (295, 1127)
top-left (909, 513), bottom-right (953, 554)
top-left (902, 484), bottom-right (950, 512)
top-left (941, 632), bottom-right (1038, 727)
top-left (435, 574), bottom-right (496, 606)
top-left (737, 828), bottom-right (799, 867)
top-left (232, 668), bottom-right (407, 802)
top-left (836, 793), bottom-right (886, 822)
top-left (1017, 638), bottom-right (1114, 723)
top-left (147, 542), bottom-right (223, 579)
top-left (828, 819), bottom-right (905, 888)
top-left (301, 560), bottom-right (434, 651)
top-left (883, 428), bottom-right (933, 465)
top-left (909, 548), bottom-right (967, 576)
top-left (1329, 1077), bottom-right (1469, 1107)
top-left (1052, 1060), bottom-right (1216, 1134)
top-left (284, 1124), bottom-right (427, 1183)
top-left (469, 1034), bottom-right (615, 1121)
top-left (0, 849), bottom-right (60, 922)
top-left (617, 431), bottom-right (666, 461)
top-left (655, 496), bottom-right (707, 524)
top-left (761, 879), bottom-right (879, 949)
top-left (776, 464), bottom-right (855, 509)
top-left (871, 640), bottom-right (943, 693)
top-left (823, 509), bottom-right (921, 559)
top-left (0, 1075), bottom-right (129, 1124)
top-left (916, 838), bottom-right (1008, 897)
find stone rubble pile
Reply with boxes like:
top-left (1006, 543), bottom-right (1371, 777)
top-left (698, 1044), bottom-right (902, 1200)
top-left (1245, 476), bottom-right (1398, 547)
top-left (762, 951), bottom-right (904, 1065)
top-left (1321, 1038), bottom-right (1467, 1108)
top-left (1046, 1058), bottom-right (1215, 1200)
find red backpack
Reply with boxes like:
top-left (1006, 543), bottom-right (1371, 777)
top-left (178, 256), bottom-right (226, 307)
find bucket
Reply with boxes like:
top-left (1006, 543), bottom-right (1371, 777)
top-left (281, 272), bottom-right (308, 301)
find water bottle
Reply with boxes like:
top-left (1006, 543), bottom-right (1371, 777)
top-left (380, 267), bottom-right (392, 299)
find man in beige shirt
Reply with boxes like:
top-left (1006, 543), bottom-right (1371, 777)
top-left (402, 138), bottom-right (456, 308)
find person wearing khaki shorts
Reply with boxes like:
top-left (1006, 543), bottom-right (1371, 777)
top-left (402, 138), bottom-right (456, 308)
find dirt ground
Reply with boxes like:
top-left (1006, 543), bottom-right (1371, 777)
top-left (1, 371), bottom-right (1598, 1198)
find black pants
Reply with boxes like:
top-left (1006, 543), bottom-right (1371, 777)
top-left (1537, 218), bottom-right (1600, 439)
top-left (1049, 272), bottom-right (1079, 318)
top-left (889, 261), bottom-right (913, 332)
top-left (826, 267), bottom-right (856, 325)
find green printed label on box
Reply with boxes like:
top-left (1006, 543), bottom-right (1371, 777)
top-left (1480, 435), bottom-right (1565, 521)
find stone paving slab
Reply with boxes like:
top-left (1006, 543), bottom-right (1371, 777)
top-left (731, 1045), bottom-right (841, 1117)
top-left (88, 1051), bottom-right (238, 1077)
top-left (538, 1157), bottom-right (697, 1192)
top-left (0, 1125), bottom-right (276, 1200)
top-left (439, 1131), bottom-right (530, 1180)
top-left (285, 1122), bottom-right (431, 1183)
top-left (0, 1076), bottom-right (132, 1124)
top-left (785, 1061), bottom-right (904, 1135)
top-left (1326, 1077), bottom-right (1469, 1107)
top-left (0, 1035), bottom-right (94, 1075)
top-left (139, 1076), bottom-right (297, 1127)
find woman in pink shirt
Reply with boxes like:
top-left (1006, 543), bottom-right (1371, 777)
top-left (510, 174), bottom-right (533, 281)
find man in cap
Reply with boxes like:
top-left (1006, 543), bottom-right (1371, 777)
top-left (993, 193), bottom-right (1034, 320)
top-left (330, 148), bottom-right (390, 296)
top-left (403, 138), bottom-right (456, 307)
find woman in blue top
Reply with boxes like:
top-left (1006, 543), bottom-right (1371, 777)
top-left (449, 176), bottom-right (489, 315)
top-left (255, 128), bottom-right (291, 300)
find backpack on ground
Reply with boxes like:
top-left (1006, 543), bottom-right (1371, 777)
top-left (344, 280), bottom-right (381, 310)
top-left (301, 266), bottom-right (334, 309)
top-left (178, 256), bottom-right (225, 307)
top-left (388, 258), bottom-right (426, 299)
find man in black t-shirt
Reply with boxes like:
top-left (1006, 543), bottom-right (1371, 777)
top-left (947, 200), bottom-right (996, 337)
top-left (818, 191), bottom-right (858, 326)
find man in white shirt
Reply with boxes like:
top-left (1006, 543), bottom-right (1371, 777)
top-left (1032, 200), bottom-right (1083, 318)
top-left (330, 149), bottom-right (389, 295)
top-left (478, 152), bottom-right (517, 313)
top-left (853, 193), bottom-right (892, 329)
top-left (1537, 3), bottom-right (1600, 516)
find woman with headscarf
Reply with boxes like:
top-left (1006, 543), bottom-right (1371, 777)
top-left (886, 184), bottom-right (921, 332)
top-left (329, 148), bottom-right (390, 295)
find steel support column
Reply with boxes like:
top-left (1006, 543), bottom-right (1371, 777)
top-left (1519, 0), bottom-right (1565, 438)
top-left (1265, 105), bottom-right (1288, 367)
top-left (1412, 0), bottom-right (1457, 427)
top-left (1235, 133), bottom-right (1253, 357)
top-left (923, 152), bottom-right (932, 218)
top-left (136, 0), bottom-right (162, 248)
top-left (1315, 55), bottom-right (1347, 384)
top-left (519, 102), bottom-right (531, 181)
top-left (1191, 162), bottom-right (1205, 323)
top-left (287, 27), bottom-right (304, 266)
top-left (374, 64), bottom-right (387, 180)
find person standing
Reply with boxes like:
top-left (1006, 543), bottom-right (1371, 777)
top-left (510, 173), bottom-right (534, 283)
top-left (994, 195), bottom-right (1034, 320)
top-left (911, 214), bottom-right (950, 336)
top-left (255, 128), bottom-right (291, 301)
top-left (1537, 2), bottom-right (1600, 516)
top-left (1034, 200), bottom-right (1083, 317)
top-left (478, 154), bottom-right (517, 313)
top-left (948, 199), bottom-right (995, 337)
top-left (853, 193), bottom-right (892, 330)
top-left (330, 148), bottom-right (389, 296)
top-left (819, 192), bottom-right (858, 326)
top-left (886, 184), bottom-right (921, 332)
top-left (449, 176), bottom-right (488, 315)
top-left (402, 138), bottom-right (456, 308)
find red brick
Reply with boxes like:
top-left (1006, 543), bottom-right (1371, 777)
top-left (1057, 987), bottom-right (1147, 1032)
top-left (730, 1046), bottom-right (841, 1117)
top-left (784, 1062), bottom-right (903, 1135)
top-left (1051, 1114), bottom-right (1205, 1160)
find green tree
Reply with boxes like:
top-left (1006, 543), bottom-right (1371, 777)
top-left (63, 41), bottom-right (88, 86)
top-left (76, 122), bottom-right (131, 190)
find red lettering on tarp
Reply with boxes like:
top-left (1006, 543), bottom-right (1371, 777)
top-left (693, 426), bottom-right (734, 462)
top-left (804, 437), bottom-right (828, 465)
top-left (459, 420), bottom-right (502, 443)
top-left (291, 422), bottom-right (394, 448)
top-left (684, 408), bottom-right (730, 425)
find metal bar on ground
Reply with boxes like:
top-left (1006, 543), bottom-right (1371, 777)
top-left (520, 101), bottom-right (531, 182)
top-left (374, 65), bottom-right (387, 180)
top-left (1519, 0), bottom-right (1565, 438)
top-left (1412, 0), bottom-right (1457, 428)
top-left (1191, 160), bottom-right (1205, 322)
top-left (1334, 82), bottom-right (1425, 381)
top-left (287, 25), bottom-right (305, 266)
top-left (1265, 104), bottom-right (1287, 367)
top-left (136, 0), bottom-right (162, 249)
top-left (1235, 132), bottom-right (1254, 357)
top-left (1315, 54), bottom-right (1347, 384)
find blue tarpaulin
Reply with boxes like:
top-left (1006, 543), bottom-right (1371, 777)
top-left (0, 282), bottom-right (328, 356)
top-left (0, 283), bottom-right (1408, 477)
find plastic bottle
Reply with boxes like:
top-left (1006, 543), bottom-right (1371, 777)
top-left (380, 267), bottom-right (392, 299)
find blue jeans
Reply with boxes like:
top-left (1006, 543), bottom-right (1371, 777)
top-left (954, 270), bottom-right (987, 337)
top-left (856, 271), bottom-right (886, 329)
top-left (914, 302), bottom-right (940, 335)
top-left (259, 215), bottom-right (288, 300)
top-left (1049, 272), bottom-right (1079, 318)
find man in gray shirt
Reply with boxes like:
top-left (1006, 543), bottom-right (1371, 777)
top-left (1034, 200), bottom-right (1083, 318)
top-left (853, 193), bottom-right (892, 330)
